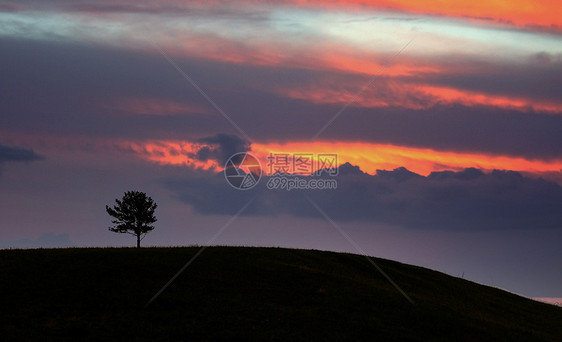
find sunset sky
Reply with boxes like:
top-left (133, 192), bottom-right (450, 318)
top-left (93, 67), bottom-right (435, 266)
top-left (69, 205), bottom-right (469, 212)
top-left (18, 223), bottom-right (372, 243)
top-left (1, 0), bottom-right (561, 300)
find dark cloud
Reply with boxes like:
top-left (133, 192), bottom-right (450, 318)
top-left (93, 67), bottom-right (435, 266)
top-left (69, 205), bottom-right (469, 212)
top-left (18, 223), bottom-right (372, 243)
top-left (189, 134), bottom-right (250, 165)
top-left (0, 144), bottom-right (42, 164)
top-left (0, 144), bottom-right (43, 180)
top-left (166, 163), bottom-right (562, 231)
top-left (0, 232), bottom-right (75, 249)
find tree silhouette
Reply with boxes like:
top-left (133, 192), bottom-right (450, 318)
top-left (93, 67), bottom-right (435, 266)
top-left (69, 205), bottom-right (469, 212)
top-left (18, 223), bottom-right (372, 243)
top-left (106, 191), bottom-right (157, 248)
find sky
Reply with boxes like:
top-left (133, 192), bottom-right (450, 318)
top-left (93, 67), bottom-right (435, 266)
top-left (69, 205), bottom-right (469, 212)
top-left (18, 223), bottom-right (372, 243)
top-left (1, 0), bottom-right (561, 301)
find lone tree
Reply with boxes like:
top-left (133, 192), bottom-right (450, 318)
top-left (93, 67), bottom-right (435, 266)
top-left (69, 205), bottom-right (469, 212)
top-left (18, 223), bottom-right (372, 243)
top-left (106, 191), bottom-right (157, 248)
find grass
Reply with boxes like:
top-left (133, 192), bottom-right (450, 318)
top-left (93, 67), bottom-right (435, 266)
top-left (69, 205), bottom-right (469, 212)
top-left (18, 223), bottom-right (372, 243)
top-left (1, 246), bottom-right (561, 341)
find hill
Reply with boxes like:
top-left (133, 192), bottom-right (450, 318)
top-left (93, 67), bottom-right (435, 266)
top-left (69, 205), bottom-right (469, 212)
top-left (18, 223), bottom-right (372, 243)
top-left (1, 247), bottom-right (561, 341)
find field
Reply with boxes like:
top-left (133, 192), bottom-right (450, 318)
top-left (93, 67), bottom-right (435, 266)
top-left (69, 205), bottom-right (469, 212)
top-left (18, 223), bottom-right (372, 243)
top-left (1, 247), bottom-right (561, 341)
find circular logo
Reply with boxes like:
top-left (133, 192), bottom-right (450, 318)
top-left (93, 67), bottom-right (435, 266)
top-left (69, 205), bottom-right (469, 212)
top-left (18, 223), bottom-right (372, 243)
top-left (224, 152), bottom-right (262, 190)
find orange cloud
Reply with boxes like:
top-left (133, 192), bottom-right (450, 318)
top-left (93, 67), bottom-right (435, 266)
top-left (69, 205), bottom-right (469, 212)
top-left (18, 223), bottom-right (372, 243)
top-left (157, 30), bottom-right (443, 80)
top-left (250, 141), bottom-right (562, 176)
top-left (126, 139), bottom-right (562, 179)
top-left (67, 0), bottom-right (562, 31)
top-left (277, 80), bottom-right (562, 114)
top-left (280, 0), bottom-right (562, 32)
top-left (319, 51), bottom-right (439, 77)
top-left (418, 85), bottom-right (562, 114)
top-left (126, 140), bottom-right (221, 171)
top-left (158, 34), bottom-right (557, 115)
top-left (164, 37), bottom-right (562, 115)
top-left (5, 130), bottom-right (559, 182)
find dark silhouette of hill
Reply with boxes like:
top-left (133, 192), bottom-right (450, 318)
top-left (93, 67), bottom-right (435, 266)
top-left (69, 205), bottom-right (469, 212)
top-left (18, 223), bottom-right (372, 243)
top-left (1, 247), bottom-right (560, 341)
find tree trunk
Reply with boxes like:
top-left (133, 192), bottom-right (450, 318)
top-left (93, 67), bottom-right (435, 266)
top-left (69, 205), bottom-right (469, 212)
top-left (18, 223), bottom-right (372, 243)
top-left (136, 234), bottom-right (141, 248)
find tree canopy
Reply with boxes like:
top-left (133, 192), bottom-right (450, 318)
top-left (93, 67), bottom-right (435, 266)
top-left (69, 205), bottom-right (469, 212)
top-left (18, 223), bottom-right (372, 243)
top-left (106, 191), bottom-right (157, 248)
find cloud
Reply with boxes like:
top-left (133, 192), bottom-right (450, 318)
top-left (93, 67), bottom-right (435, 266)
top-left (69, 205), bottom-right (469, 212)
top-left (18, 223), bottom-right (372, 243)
top-left (280, 76), bottom-right (562, 114)
top-left (0, 232), bottom-right (75, 249)
top-left (0, 144), bottom-right (42, 171)
top-left (2, 36), bottom-right (561, 161)
top-left (0, 144), bottom-right (43, 181)
top-left (189, 133), bottom-right (251, 165)
top-left (165, 163), bottom-right (562, 231)
top-left (4, 0), bottom-right (561, 33)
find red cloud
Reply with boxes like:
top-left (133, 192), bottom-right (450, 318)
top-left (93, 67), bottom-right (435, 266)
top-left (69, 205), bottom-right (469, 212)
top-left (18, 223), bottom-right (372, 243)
top-left (276, 79), bottom-right (562, 114)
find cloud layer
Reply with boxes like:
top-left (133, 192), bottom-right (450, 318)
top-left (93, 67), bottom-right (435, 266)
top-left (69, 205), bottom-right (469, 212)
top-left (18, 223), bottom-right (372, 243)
top-left (1, 37), bottom-right (561, 161)
top-left (166, 163), bottom-right (562, 231)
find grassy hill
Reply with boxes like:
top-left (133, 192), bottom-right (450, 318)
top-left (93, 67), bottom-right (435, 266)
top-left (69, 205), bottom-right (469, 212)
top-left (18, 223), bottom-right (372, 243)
top-left (1, 247), bottom-right (561, 341)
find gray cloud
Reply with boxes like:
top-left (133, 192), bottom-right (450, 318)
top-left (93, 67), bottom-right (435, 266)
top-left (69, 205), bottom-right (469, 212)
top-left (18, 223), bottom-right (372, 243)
top-left (0, 144), bottom-right (42, 164)
top-left (0, 144), bottom-right (43, 180)
top-left (189, 133), bottom-right (251, 165)
top-left (166, 163), bottom-right (562, 231)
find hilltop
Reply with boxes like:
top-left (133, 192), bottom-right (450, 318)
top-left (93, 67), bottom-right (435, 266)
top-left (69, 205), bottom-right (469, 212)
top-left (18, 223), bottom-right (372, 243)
top-left (1, 247), bottom-right (561, 341)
